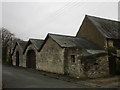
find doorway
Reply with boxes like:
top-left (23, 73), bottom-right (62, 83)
top-left (26, 50), bottom-right (36, 69)
top-left (16, 51), bottom-right (19, 66)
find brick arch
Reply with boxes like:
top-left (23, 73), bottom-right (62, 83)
top-left (26, 50), bottom-right (36, 69)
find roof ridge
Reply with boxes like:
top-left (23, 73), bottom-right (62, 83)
top-left (86, 14), bottom-right (120, 23)
top-left (18, 40), bottom-right (27, 43)
top-left (85, 15), bottom-right (120, 39)
top-left (48, 33), bottom-right (103, 50)
top-left (29, 38), bottom-right (44, 41)
top-left (48, 33), bottom-right (76, 38)
top-left (48, 33), bottom-right (94, 41)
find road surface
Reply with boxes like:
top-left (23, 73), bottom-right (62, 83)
top-left (2, 65), bottom-right (85, 88)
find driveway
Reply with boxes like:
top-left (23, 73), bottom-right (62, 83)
top-left (2, 65), bottom-right (86, 88)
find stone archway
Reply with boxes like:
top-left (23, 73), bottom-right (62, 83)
top-left (16, 51), bottom-right (19, 66)
top-left (26, 50), bottom-right (36, 69)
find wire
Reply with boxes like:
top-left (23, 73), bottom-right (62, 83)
top-left (40, 1), bottom-right (86, 30)
top-left (40, 0), bottom-right (79, 25)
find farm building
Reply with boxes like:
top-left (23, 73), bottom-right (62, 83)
top-left (76, 15), bottom-right (120, 75)
top-left (11, 15), bottom-right (120, 78)
top-left (76, 15), bottom-right (120, 49)
top-left (37, 33), bottom-right (109, 78)
top-left (12, 41), bottom-right (27, 67)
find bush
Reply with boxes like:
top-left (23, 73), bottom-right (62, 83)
top-left (106, 46), bottom-right (117, 54)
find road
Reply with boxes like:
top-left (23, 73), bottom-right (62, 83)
top-left (0, 63), bottom-right (2, 89)
top-left (2, 65), bottom-right (84, 88)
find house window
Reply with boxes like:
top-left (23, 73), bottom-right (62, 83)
top-left (71, 55), bottom-right (76, 63)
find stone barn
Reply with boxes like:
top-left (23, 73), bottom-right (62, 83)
top-left (76, 15), bottom-right (120, 75)
top-left (37, 33), bottom-right (109, 78)
top-left (12, 41), bottom-right (27, 67)
top-left (23, 39), bottom-right (44, 69)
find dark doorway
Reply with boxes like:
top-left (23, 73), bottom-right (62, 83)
top-left (109, 56), bottom-right (116, 75)
top-left (16, 51), bottom-right (19, 66)
top-left (26, 50), bottom-right (36, 69)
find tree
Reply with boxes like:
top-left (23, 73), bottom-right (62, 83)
top-left (1, 27), bottom-right (15, 64)
top-left (0, 28), bottom-right (2, 63)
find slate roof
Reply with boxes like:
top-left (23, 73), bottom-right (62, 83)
top-left (48, 33), bottom-right (103, 50)
top-left (29, 39), bottom-right (44, 50)
top-left (18, 41), bottom-right (27, 50)
top-left (86, 15), bottom-right (120, 39)
top-left (12, 40), bottom-right (27, 55)
top-left (23, 39), bottom-right (44, 54)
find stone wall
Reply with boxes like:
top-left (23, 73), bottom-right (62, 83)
top-left (37, 37), bottom-right (65, 74)
top-left (82, 53), bottom-right (109, 78)
top-left (76, 17), bottom-right (106, 48)
top-left (12, 45), bottom-right (25, 67)
top-left (64, 47), bottom-right (85, 78)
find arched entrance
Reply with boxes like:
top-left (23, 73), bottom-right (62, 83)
top-left (16, 51), bottom-right (19, 66)
top-left (26, 50), bottom-right (36, 69)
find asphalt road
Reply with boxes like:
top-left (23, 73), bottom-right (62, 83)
top-left (0, 63), bottom-right (2, 89)
top-left (2, 65), bottom-right (84, 88)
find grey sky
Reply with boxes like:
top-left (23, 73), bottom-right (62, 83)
top-left (2, 1), bottom-right (118, 40)
top-left (0, 1), bottom-right (2, 28)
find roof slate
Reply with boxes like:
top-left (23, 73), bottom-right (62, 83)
top-left (12, 40), bottom-right (27, 55)
top-left (18, 41), bottom-right (27, 51)
top-left (29, 39), bottom-right (44, 50)
top-left (86, 15), bottom-right (120, 39)
top-left (49, 33), bottom-right (103, 50)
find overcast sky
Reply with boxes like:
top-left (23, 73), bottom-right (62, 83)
top-left (2, 1), bottom-right (119, 40)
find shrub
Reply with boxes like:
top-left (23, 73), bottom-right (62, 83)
top-left (106, 46), bottom-right (117, 54)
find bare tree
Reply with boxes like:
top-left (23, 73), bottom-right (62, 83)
top-left (0, 28), bottom-right (2, 63)
top-left (1, 27), bottom-right (15, 64)
top-left (2, 28), bottom-right (14, 47)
